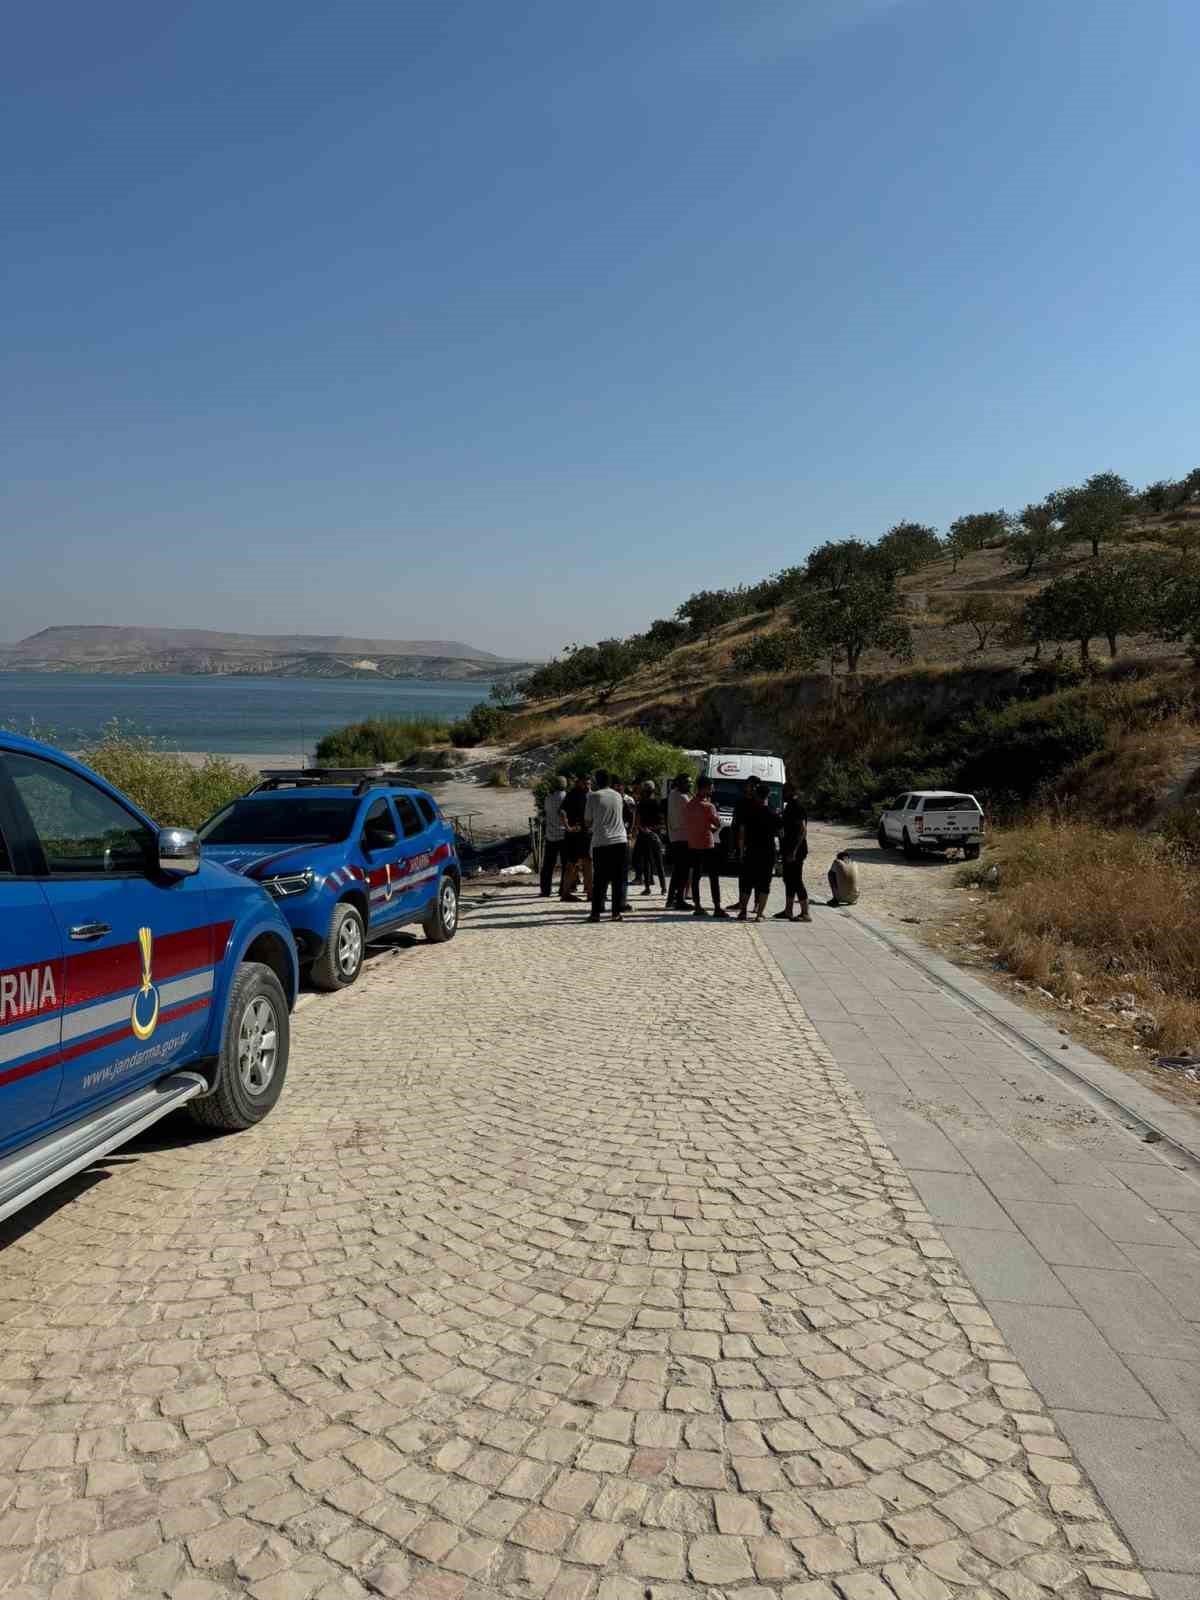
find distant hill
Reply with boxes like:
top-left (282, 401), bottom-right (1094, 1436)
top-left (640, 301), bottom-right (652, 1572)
top-left (0, 625), bottom-right (532, 681)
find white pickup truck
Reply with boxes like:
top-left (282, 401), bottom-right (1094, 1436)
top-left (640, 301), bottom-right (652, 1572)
top-left (878, 790), bottom-right (986, 860)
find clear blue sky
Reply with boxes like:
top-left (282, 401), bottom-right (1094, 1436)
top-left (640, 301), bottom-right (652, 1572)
top-left (3, 1), bottom-right (1197, 658)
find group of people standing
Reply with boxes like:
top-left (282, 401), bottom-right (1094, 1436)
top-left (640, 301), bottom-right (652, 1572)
top-left (539, 768), bottom-right (860, 924)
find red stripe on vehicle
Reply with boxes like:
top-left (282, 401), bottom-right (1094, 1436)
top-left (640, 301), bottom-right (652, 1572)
top-left (0, 1051), bottom-right (60, 1089)
top-left (58, 997), bottom-right (212, 1064)
top-left (63, 923), bottom-right (232, 1007)
top-left (0, 996), bottom-right (215, 1085)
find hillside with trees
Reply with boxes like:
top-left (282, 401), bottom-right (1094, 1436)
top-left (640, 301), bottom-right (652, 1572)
top-left (512, 465), bottom-right (1200, 716)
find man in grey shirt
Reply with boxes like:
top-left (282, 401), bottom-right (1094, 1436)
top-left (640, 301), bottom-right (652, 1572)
top-left (539, 775), bottom-right (568, 898)
top-left (584, 768), bottom-right (628, 922)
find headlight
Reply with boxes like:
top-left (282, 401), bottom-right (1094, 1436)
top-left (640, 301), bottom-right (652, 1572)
top-left (261, 869), bottom-right (314, 898)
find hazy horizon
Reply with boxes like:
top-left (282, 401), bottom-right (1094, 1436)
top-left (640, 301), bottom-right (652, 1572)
top-left (4, 1), bottom-right (1198, 660)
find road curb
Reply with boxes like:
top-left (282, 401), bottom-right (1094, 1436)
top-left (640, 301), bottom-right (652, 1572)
top-left (849, 910), bottom-right (1200, 1180)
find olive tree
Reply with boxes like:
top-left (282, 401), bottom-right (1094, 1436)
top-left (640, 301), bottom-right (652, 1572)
top-left (798, 579), bottom-right (912, 674)
top-left (675, 588), bottom-right (745, 642)
top-left (1057, 472), bottom-right (1134, 559)
top-left (946, 510), bottom-right (1008, 572)
top-left (1022, 555), bottom-right (1153, 661)
top-left (804, 539), bottom-right (889, 598)
top-left (950, 593), bottom-right (1012, 651)
top-left (1007, 501), bottom-right (1064, 577)
top-left (876, 521), bottom-right (942, 575)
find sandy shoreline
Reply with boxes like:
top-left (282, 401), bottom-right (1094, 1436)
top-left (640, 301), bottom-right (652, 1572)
top-left (176, 750), bottom-right (308, 772)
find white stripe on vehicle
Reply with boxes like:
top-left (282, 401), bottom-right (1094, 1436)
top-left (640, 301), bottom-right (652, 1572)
top-left (0, 1015), bottom-right (62, 1068)
top-left (369, 867), bottom-right (439, 902)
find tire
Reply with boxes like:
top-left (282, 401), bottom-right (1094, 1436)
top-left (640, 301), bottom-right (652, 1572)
top-left (964, 843), bottom-right (981, 861)
top-left (425, 874), bottom-right (459, 943)
top-left (902, 829), bottom-right (921, 860)
top-left (188, 962), bottom-right (289, 1132)
top-left (877, 822), bottom-right (892, 850)
top-left (311, 902), bottom-right (365, 990)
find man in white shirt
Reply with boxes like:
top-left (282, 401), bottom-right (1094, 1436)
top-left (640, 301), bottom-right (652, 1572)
top-left (828, 851), bottom-right (861, 907)
top-left (584, 769), bottom-right (629, 922)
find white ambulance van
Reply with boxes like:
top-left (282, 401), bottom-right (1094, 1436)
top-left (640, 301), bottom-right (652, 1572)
top-left (702, 749), bottom-right (787, 865)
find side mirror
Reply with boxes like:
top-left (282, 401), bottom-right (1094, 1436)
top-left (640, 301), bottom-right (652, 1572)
top-left (159, 826), bottom-right (200, 877)
top-left (365, 827), bottom-right (398, 851)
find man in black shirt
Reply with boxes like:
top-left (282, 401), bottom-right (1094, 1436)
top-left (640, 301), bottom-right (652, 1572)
top-left (559, 774), bottom-right (593, 901)
top-left (775, 781), bottom-right (811, 922)
top-left (734, 780), bottom-right (782, 921)
top-left (631, 782), bottom-right (667, 894)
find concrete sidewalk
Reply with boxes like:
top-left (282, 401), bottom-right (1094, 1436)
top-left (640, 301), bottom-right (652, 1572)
top-left (761, 907), bottom-right (1200, 1599)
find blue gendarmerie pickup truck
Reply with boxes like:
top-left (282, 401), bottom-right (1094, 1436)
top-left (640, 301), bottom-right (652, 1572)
top-left (0, 731), bottom-right (298, 1224)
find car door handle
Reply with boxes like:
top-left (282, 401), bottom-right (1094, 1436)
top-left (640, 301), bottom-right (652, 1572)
top-left (69, 922), bottom-right (112, 941)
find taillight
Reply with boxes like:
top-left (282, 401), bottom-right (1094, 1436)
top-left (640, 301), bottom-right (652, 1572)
top-left (916, 816), bottom-right (924, 833)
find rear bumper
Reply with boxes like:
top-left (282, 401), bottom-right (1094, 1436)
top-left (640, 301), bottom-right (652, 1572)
top-left (920, 832), bottom-right (983, 848)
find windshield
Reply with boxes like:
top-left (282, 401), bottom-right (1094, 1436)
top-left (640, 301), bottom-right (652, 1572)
top-left (200, 797), bottom-right (359, 846)
top-left (712, 780), bottom-right (784, 811)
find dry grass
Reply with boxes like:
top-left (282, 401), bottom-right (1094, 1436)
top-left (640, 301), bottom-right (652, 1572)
top-left (508, 711), bottom-right (605, 749)
top-left (1043, 718), bottom-right (1200, 827)
top-left (977, 819), bottom-right (1200, 1053)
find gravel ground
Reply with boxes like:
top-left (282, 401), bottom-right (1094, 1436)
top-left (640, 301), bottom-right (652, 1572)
top-left (801, 821), bottom-right (965, 927)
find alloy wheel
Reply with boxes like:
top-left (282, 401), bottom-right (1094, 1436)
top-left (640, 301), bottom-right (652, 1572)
top-left (237, 995), bottom-right (279, 1094)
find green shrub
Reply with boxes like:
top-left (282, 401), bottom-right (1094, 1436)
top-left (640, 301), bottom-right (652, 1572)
top-left (79, 726), bottom-right (254, 828)
top-left (314, 716), bottom-right (449, 766)
top-left (484, 764), bottom-right (511, 788)
top-left (731, 629), bottom-right (817, 674)
top-left (553, 727), bottom-right (690, 786)
top-left (955, 700), bottom-right (1108, 808)
top-left (448, 704), bottom-right (515, 747)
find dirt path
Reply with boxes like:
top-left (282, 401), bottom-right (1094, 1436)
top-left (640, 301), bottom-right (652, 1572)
top-left (803, 819), bottom-right (965, 925)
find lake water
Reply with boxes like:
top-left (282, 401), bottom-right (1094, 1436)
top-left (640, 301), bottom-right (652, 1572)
top-left (0, 673), bottom-right (493, 757)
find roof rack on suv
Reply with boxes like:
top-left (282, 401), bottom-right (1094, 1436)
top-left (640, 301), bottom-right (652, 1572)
top-left (254, 767), bottom-right (401, 796)
top-left (709, 748), bottom-right (778, 757)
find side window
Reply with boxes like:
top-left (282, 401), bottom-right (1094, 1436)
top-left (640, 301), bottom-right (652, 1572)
top-left (0, 819), bottom-right (11, 875)
top-left (906, 795), bottom-right (922, 810)
top-left (394, 796), bottom-right (424, 839)
top-left (5, 752), bottom-right (154, 876)
top-left (415, 797), bottom-right (436, 827)
top-left (361, 798), bottom-right (394, 846)
top-left (893, 795), bottom-right (908, 811)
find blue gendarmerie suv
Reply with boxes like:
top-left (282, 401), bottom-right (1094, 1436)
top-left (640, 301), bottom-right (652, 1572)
top-left (197, 768), bottom-right (460, 990)
top-left (0, 732), bottom-right (298, 1224)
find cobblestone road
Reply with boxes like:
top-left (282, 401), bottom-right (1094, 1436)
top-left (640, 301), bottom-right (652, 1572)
top-left (0, 891), bottom-right (1156, 1600)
